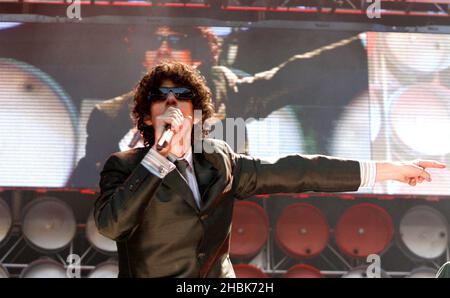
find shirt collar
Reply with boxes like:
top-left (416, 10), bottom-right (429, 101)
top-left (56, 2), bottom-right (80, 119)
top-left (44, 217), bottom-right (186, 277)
top-left (167, 147), bottom-right (193, 169)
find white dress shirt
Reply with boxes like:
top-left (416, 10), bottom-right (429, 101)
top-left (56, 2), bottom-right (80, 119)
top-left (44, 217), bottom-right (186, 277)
top-left (141, 147), bottom-right (202, 208)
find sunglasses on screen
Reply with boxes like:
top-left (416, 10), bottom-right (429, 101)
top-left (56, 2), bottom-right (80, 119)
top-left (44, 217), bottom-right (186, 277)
top-left (148, 87), bottom-right (195, 101)
top-left (148, 35), bottom-right (191, 51)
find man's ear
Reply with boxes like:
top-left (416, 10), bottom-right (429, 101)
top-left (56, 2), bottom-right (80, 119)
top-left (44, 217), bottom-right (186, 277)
top-left (143, 115), bottom-right (152, 126)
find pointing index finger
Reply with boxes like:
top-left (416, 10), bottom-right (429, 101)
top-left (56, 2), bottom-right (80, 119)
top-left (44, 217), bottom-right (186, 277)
top-left (415, 160), bottom-right (447, 169)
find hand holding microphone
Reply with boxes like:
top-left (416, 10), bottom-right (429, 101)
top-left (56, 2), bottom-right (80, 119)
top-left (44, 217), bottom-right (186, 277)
top-left (156, 123), bottom-right (175, 151)
top-left (154, 106), bottom-right (192, 157)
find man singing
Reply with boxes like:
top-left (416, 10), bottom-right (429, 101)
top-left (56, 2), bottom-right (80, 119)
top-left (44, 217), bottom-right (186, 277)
top-left (95, 61), bottom-right (446, 278)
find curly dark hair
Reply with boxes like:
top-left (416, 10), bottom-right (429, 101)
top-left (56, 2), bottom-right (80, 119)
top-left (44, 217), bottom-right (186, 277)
top-left (133, 61), bottom-right (215, 147)
top-left (194, 26), bottom-right (221, 67)
top-left (125, 25), bottom-right (220, 69)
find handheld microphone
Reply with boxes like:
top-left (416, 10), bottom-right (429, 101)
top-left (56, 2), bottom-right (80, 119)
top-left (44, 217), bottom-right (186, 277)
top-left (156, 124), bottom-right (174, 151)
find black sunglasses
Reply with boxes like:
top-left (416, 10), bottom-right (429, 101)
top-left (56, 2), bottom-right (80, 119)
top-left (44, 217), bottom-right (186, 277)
top-left (148, 34), bottom-right (191, 51)
top-left (148, 87), bottom-right (195, 101)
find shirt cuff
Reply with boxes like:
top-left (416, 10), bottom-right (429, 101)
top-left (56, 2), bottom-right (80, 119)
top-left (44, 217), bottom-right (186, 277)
top-left (140, 147), bottom-right (176, 178)
top-left (359, 161), bottom-right (377, 188)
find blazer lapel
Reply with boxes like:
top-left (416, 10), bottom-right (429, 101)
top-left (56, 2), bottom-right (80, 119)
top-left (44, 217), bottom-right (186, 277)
top-left (157, 142), bottom-right (224, 213)
top-left (193, 152), bottom-right (222, 210)
top-left (161, 167), bottom-right (199, 212)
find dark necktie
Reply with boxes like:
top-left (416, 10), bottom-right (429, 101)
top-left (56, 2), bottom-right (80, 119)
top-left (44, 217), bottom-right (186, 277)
top-left (174, 159), bottom-right (189, 183)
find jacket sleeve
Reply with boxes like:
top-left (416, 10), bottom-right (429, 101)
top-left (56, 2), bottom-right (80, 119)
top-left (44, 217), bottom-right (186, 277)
top-left (230, 151), bottom-right (362, 199)
top-left (94, 153), bottom-right (163, 241)
top-left (67, 107), bottom-right (109, 188)
top-left (222, 35), bottom-right (367, 121)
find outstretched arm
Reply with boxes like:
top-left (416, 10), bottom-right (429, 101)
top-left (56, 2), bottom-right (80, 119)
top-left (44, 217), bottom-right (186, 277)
top-left (228, 145), bottom-right (447, 199)
top-left (230, 153), bottom-right (363, 199)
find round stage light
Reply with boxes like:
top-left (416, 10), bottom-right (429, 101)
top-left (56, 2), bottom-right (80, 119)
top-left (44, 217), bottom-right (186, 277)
top-left (20, 258), bottom-right (67, 278)
top-left (406, 267), bottom-right (437, 278)
top-left (275, 203), bottom-right (329, 258)
top-left (342, 266), bottom-right (390, 278)
top-left (389, 83), bottom-right (450, 157)
top-left (21, 197), bottom-right (77, 252)
top-left (86, 210), bottom-right (117, 254)
top-left (230, 201), bottom-right (269, 259)
top-left (0, 58), bottom-right (78, 187)
top-left (283, 264), bottom-right (324, 278)
top-left (330, 92), bottom-right (381, 162)
top-left (398, 205), bottom-right (449, 260)
top-left (383, 32), bottom-right (450, 74)
top-left (87, 260), bottom-right (119, 278)
top-left (335, 203), bottom-right (393, 258)
top-left (0, 198), bottom-right (12, 247)
top-left (232, 264), bottom-right (267, 278)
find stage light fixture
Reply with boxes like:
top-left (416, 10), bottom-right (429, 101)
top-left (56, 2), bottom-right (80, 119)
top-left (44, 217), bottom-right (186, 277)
top-left (0, 198), bottom-right (12, 247)
top-left (21, 196), bottom-right (77, 252)
top-left (406, 267), bottom-right (437, 278)
top-left (230, 201), bottom-right (269, 259)
top-left (20, 258), bottom-right (67, 278)
top-left (87, 260), bottom-right (119, 278)
top-left (275, 203), bottom-right (329, 258)
top-left (283, 264), bottom-right (324, 278)
top-left (233, 263), bottom-right (267, 278)
top-left (342, 265), bottom-right (390, 278)
top-left (335, 203), bottom-right (393, 258)
top-left (398, 205), bottom-right (449, 260)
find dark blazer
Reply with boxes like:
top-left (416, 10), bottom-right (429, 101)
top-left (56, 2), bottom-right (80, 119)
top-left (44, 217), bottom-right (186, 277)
top-left (95, 138), bottom-right (361, 278)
